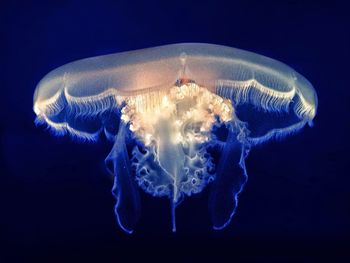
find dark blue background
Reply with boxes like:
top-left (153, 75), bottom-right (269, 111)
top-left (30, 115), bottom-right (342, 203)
top-left (1, 0), bottom-right (349, 262)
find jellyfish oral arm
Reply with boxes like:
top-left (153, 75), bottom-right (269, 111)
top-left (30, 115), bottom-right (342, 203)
top-left (105, 122), bottom-right (141, 234)
top-left (120, 83), bottom-right (234, 231)
top-left (209, 123), bottom-right (249, 229)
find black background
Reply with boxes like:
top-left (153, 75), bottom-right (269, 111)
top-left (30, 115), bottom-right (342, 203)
top-left (1, 0), bottom-right (349, 262)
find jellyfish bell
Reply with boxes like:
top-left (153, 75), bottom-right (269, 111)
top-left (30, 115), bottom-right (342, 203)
top-left (33, 43), bottom-right (317, 233)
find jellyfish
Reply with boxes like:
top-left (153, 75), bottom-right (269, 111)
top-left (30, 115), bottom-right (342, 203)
top-left (33, 43), bottom-right (317, 233)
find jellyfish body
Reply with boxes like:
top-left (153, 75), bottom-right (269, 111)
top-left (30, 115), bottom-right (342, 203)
top-left (33, 43), bottom-right (317, 233)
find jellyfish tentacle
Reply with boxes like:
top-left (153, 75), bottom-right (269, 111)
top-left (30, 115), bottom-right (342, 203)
top-left (105, 122), bottom-right (141, 234)
top-left (209, 122), bottom-right (249, 230)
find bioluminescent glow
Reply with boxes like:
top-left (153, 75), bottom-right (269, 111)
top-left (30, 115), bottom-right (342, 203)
top-left (33, 43), bottom-right (317, 233)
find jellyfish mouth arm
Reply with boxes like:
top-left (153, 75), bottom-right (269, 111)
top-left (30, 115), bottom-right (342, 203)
top-left (153, 120), bottom-right (188, 232)
top-left (208, 122), bottom-right (249, 230)
top-left (105, 122), bottom-right (141, 234)
top-left (122, 83), bottom-right (232, 231)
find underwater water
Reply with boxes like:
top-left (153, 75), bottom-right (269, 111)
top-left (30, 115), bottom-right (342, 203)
top-left (2, 0), bottom-right (349, 262)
